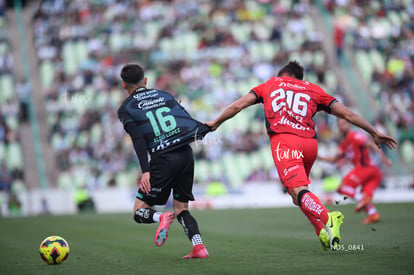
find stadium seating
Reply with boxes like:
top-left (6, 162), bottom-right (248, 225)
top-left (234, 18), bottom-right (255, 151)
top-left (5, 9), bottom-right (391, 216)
top-left (29, 0), bottom-right (370, 191)
top-left (326, 0), bottom-right (414, 171)
top-left (0, 10), bottom-right (25, 200)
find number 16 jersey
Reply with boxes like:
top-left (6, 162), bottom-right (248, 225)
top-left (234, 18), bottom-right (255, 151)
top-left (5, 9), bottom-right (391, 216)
top-left (118, 87), bottom-right (209, 156)
top-left (250, 76), bottom-right (337, 139)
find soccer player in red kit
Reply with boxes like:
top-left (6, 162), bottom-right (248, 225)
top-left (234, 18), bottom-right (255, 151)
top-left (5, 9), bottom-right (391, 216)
top-left (318, 118), bottom-right (392, 224)
top-left (206, 61), bottom-right (397, 251)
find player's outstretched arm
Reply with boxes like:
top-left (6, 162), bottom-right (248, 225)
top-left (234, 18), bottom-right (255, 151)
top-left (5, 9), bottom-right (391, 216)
top-left (366, 139), bottom-right (393, 167)
top-left (331, 102), bottom-right (397, 149)
top-left (206, 93), bottom-right (257, 131)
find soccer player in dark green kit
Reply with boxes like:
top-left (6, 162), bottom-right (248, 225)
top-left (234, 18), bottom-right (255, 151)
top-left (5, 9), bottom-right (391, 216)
top-left (118, 64), bottom-right (209, 259)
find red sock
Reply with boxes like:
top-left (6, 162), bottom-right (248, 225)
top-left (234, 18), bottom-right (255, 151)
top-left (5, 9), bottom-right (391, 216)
top-left (300, 192), bottom-right (329, 225)
top-left (364, 203), bottom-right (377, 216)
top-left (300, 206), bottom-right (325, 236)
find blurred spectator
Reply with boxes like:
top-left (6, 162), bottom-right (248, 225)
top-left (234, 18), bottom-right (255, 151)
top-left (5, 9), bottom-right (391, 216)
top-left (74, 185), bottom-right (95, 213)
top-left (327, 0), bottom-right (414, 170)
top-left (0, 163), bottom-right (12, 192)
top-left (8, 192), bottom-right (21, 215)
top-left (40, 197), bottom-right (50, 215)
top-left (31, 0), bottom-right (356, 188)
top-left (334, 23), bottom-right (345, 61)
top-left (16, 79), bottom-right (31, 123)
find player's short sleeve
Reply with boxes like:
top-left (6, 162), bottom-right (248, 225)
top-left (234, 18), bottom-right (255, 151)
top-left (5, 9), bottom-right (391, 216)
top-left (251, 81), bottom-right (268, 102)
top-left (313, 84), bottom-right (337, 113)
top-left (118, 105), bottom-right (133, 127)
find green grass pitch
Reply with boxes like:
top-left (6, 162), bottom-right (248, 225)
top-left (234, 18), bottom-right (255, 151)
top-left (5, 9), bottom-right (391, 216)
top-left (1, 202), bottom-right (413, 275)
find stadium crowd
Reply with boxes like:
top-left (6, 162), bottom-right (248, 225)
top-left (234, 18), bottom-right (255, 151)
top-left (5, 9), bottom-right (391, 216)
top-left (27, 0), bottom-right (409, 193)
top-left (0, 0), bottom-right (25, 215)
top-left (326, 0), bottom-right (414, 169)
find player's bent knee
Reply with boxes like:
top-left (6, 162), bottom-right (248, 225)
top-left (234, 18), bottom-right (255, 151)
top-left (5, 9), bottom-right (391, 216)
top-left (133, 208), bottom-right (155, 224)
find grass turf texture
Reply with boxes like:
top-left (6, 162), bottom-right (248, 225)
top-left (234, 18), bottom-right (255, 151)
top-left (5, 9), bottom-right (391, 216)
top-left (0, 202), bottom-right (413, 275)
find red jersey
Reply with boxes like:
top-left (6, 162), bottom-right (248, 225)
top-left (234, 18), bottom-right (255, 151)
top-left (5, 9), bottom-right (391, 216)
top-left (250, 76), bottom-right (337, 138)
top-left (339, 131), bottom-right (372, 167)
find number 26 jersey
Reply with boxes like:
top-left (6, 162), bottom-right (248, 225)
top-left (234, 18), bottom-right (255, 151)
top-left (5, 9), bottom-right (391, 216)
top-left (250, 76), bottom-right (337, 139)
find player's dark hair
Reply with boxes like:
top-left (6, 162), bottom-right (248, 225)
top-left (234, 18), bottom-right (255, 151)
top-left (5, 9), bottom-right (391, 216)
top-left (277, 61), bottom-right (304, 80)
top-left (120, 64), bottom-right (144, 84)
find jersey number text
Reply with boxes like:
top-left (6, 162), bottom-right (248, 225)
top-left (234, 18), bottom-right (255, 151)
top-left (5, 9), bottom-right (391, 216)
top-left (145, 107), bottom-right (177, 136)
top-left (270, 88), bottom-right (310, 116)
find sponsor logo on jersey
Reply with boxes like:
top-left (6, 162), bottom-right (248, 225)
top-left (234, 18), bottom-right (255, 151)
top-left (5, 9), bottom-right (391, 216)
top-left (302, 193), bottom-right (323, 215)
top-left (133, 89), bottom-right (158, 99)
top-left (151, 135), bottom-right (182, 153)
top-left (274, 116), bottom-right (309, 131)
top-left (138, 97), bottom-right (166, 109)
top-left (274, 142), bottom-right (304, 162)
top-left (287, 83), bottom-right (306, 90)
top-left (277, 82), bottom-right (306, 90)
top-left (283, 164), bottom-right (300, 176)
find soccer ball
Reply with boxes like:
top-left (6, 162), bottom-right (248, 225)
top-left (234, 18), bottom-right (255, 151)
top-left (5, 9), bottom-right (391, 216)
top-left (39, 236), bottom-right (70, 265)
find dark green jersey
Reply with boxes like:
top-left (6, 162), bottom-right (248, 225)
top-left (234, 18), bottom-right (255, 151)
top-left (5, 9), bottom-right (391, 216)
top-left (118, 87), bottom-right (209, 171)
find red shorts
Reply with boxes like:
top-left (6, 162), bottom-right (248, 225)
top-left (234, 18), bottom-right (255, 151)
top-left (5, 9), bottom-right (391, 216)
top-left (270, 133), bottom-right (318, 193)
top-left (343, 165), bottom-right (382, 198)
